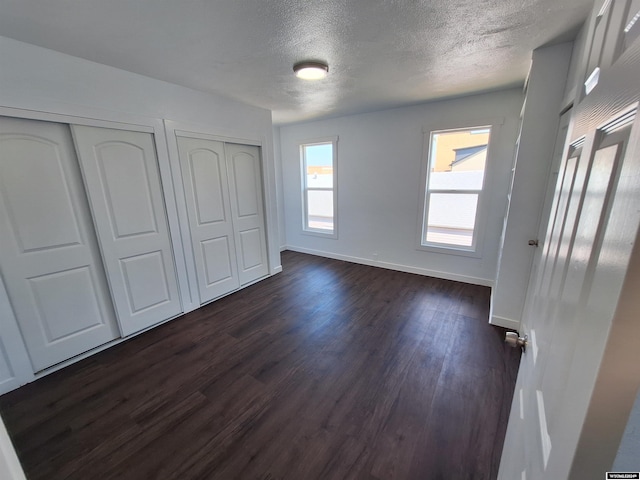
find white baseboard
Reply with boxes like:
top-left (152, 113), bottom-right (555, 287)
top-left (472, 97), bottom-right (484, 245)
top-left (272, 265), bottom-right (283, 274)
top-left (282, 245), bottom-right (493, 287)
top-left (490, 315), bottom-right (521, 330)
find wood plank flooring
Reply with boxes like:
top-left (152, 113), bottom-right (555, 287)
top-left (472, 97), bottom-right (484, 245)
top-left (0, 251), bottom-right (521, 480)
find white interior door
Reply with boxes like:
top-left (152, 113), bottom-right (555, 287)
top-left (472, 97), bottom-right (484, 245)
top-left (71, 125), bottom-right (182, 336)
top-left (499, 110), bottom-right (637, 479)
top-left (225, 143), bottom-right (269, 286)
top-left (177, 135), bottom-right (240, 304)
top-left (0, 117), bottom-right (119, 371)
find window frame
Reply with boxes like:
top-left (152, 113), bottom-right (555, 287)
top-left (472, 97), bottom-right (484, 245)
top-left (417, 119), bottom-right (503, 257)
top-left (300, 136), bottom-right (338, 238)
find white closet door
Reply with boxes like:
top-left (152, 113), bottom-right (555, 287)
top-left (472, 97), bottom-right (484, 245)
top-left (225, 143), bottom-right (269, 285)
top-left (71, 125), bottom-right (181, 336)
top-left (177, 136), bottom-right (240, 304)
top-left (0, 117), bottom-right (119, 371)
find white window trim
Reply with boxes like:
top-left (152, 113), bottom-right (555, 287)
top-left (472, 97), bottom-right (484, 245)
top-left (300, 136), bottom-right (338, 239)
top-left (416, 118), bottom-right (504, 257)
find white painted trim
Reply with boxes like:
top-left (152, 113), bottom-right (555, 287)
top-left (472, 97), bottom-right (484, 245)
top-left (300, 229), bottom-right (339, 240)
top-left (162, 120), bottom-right (204, 311)
top-left (299, 136), bottom-right (339, 239)
top-left (164, 118), bottom-right (265, 147)
top-left (283, 246), bottom-right (493, 287)
top-left (416, 118), bottom-right (506, 259)
top-left (0, 418), bottom-right (26, 480)
top-left (273, 265), bottom-right (283, 273)
top-left (174, 129), bottom-right (262, 147)
top-left (490, 315), bottom-right (521, 330)
top-left (0, 106), bottom-right (157, 133)
top-left (299, 136), bottom-right (340, 146)
top-left (421, 116), bottom-right (506, 134)
top-left (150, 120), bottom-right (192, 316)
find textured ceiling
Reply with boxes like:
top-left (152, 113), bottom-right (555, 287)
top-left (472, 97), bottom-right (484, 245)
top-left (0, 0), bottom-right (593, 124)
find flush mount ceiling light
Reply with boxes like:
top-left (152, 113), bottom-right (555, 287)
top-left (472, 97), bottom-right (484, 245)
top-left (293, 61), bottom-right (329, 80)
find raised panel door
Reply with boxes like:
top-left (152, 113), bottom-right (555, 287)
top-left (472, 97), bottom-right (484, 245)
top-left (71, 125), bottom-right (181, 336)
top-left (176, 135), bottom-right (240, 303)
top-left (225, 143), bottom-right (268, 285)
top-left (0, 117), bottom-right (119, 370)
top-left (499, 112), bottom-right (636, 479)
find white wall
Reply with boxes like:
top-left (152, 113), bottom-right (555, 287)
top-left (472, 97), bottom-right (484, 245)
top-left (0, 37), bottom-right (271, 134)
top-left (491, 42), bottom-right (574, 330)
top-left (278, 89), bottom-right (523, 286)
top-left (273, 125), bottom-right (287, 249)
top-left (0, 35), bottom-right (280, 280)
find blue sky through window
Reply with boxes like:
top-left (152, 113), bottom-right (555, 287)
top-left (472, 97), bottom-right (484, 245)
top-left (306, 144), bottom-right (333, 167)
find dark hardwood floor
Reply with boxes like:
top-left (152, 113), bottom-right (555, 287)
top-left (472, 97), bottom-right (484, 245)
top-left (0, 251), bottom-right (521, 480)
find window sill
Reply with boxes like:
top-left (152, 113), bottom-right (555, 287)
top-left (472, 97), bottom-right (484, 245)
top-left (301, 229), bottom-right (338, 239)
top-left (416, 243), bottom-right (482, 258)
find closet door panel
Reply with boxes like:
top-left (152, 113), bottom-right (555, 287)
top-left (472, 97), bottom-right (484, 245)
top-left (94, 141), bottom-right (157, 237)
top-left (28, 267), bottom-right (106, 340)
top-left (119, 251), bottom-right (172, 313)
top-left (177, 136), bottom-right (239, 303)
top-left (239, 228), bottom-right (264, 270)
top-left (0, 117), bottom-right (119, 371)
top-left (233, 153), bottom-right (259, 216)
top-left (201, 238), bottom-right (234, 286)
top-left (72, 126), bottom-right (181, 336)
top-left (225, 143), bottom-right (268, 285)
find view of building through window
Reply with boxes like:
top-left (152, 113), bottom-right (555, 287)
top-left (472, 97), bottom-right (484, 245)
top-left (424, 127), bottom-right (491, 248)
top-left (302, 141), bottom-right (335, 233)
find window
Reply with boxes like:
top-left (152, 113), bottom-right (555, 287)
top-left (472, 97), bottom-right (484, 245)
top-left (420, 126), bottom-right (492, 251)
top-left (301, 137), bottom-right (337, 236)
